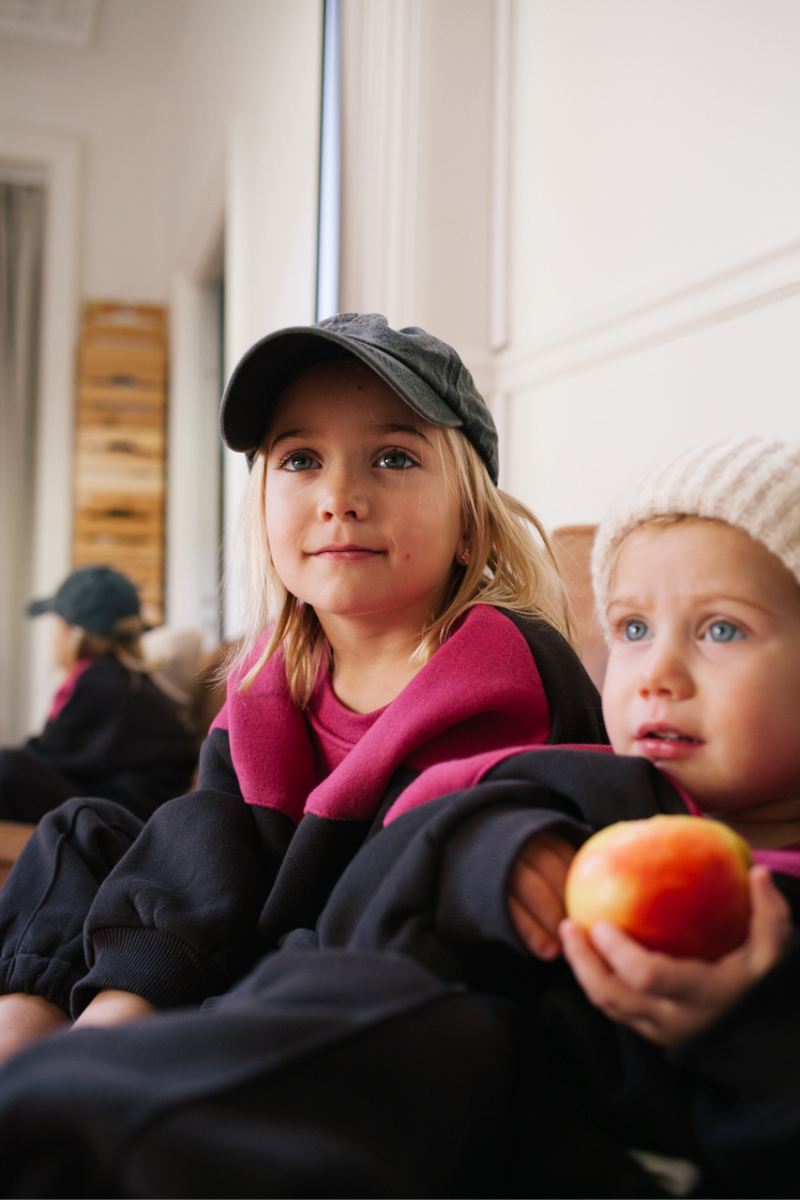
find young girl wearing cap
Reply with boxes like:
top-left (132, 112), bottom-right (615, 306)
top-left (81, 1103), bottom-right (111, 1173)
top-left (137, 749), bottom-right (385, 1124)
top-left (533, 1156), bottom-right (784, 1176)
top-left (0, 314), bottom-right (603, 1061)
top-left (0, 566), bottom-right (195, 822)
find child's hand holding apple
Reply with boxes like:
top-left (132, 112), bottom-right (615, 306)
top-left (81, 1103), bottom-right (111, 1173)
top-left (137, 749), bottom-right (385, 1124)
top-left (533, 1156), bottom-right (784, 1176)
top-left (508, 816), bottom-right (794, 1045)
top-left (560, 865), bottom-right (792, 1046)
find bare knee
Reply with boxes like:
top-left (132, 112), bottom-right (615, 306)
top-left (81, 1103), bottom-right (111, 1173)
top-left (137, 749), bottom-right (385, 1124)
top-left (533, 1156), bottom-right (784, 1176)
top-left (0, 993), bottom-right (70, 1066)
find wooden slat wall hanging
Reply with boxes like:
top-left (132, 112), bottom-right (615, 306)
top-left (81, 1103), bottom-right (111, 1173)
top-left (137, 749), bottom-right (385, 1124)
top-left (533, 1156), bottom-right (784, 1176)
top-left (72, 301), bottom-right (168, 625)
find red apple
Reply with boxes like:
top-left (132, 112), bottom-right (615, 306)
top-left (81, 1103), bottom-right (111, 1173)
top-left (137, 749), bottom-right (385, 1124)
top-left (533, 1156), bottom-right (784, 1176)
top-left (565, 815), bottom-right (752, 960)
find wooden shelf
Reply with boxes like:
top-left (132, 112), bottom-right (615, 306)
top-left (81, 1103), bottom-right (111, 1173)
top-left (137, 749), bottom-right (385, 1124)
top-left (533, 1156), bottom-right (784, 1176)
top-left (72, 302), bottom-right (168, 626)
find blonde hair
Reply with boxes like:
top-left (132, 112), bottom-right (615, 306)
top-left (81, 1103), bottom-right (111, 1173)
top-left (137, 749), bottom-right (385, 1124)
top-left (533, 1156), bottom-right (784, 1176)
top-left (65, 615), bottom-right (151, 675)
top-left (230, 419), bottom-right (575, 707)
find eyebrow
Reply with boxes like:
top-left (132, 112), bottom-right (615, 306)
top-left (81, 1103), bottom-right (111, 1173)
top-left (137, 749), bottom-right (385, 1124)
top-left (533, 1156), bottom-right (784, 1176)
top-left (606, 592), bottom-right (777, 616)
top-left (378, 422), bottom-right (432, 444)
top-left (268, 427), bottom-right (313, 451)
top-left (268, 422), bottom-right (433, 451)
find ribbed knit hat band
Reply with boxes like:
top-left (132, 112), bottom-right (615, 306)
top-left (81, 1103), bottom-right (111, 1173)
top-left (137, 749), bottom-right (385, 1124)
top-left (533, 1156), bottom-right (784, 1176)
top-left (591, 434), bottom-right (800, 632)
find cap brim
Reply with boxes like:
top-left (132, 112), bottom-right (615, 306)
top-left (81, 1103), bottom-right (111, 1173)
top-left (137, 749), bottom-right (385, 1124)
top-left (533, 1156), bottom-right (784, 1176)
top-left (220, 326), bottom-right (462, 454)
top-left (27, 598), bottom-right (54, 618)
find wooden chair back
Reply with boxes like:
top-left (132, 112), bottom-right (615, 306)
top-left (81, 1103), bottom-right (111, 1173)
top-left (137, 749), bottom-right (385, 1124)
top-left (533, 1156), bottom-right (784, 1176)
top-left (550, 525), bottom-right (608, 693)
top-left (0, 823), bottom-right (35, 889)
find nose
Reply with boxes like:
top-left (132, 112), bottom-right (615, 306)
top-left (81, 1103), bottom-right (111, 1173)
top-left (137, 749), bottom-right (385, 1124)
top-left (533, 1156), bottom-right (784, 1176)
top-left (317, 461), bottom-right (368, 523)
top-left (638, 636), bottom-right (694, 700)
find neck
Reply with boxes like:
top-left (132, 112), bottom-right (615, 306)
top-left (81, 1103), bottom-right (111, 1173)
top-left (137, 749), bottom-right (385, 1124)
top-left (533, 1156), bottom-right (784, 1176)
top-left (317, 613), bottom-right (429, 714)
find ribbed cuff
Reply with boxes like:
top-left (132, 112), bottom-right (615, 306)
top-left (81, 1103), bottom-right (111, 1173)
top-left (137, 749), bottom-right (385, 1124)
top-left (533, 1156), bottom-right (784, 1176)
top-left (440, 807), bottom-right (591, 951)
top-left (71, 926), bottom-right (229, 1017)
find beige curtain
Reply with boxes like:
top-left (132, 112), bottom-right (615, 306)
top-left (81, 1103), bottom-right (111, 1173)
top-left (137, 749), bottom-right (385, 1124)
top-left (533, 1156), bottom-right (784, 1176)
top-left (0, 182), bottom-right (45, 743)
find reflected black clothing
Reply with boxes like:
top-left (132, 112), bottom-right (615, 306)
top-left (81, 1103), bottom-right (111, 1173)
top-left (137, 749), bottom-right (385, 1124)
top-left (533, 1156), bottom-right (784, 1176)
top-left (0, 658), bottom-right (196, 822)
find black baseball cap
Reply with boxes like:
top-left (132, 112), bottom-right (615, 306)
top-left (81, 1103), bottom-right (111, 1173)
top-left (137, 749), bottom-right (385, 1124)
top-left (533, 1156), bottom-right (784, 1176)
top-left (28, 566), bottom-right (141, 636)
top-left (220, 313), bottom-right (500, 485)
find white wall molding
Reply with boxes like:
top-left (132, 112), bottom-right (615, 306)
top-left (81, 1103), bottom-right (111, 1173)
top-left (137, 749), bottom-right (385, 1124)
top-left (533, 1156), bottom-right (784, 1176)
top-left (0, 124), bottom-right (81, 729)
top-left (339, 0), bottom-right (422, 326)
top-left (222, 117), bottom-right (256, 637)
top-left (497, 232), bottom-right (800, 394)
top-left (168, 163), bottom-right (225, 643)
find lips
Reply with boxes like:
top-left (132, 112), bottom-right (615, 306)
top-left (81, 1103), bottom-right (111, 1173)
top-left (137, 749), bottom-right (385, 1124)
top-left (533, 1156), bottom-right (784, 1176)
top-left (634, 722), bottom-right (703, 762)
top-left (310, 544), bottom-right (384, 559)
top-left (636, 726), bottom-right (701, 743)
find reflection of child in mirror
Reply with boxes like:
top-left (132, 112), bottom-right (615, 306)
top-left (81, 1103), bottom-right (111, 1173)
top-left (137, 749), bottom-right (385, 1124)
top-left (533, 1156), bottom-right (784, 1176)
top-left (0, 565), bottom-right (195, 822)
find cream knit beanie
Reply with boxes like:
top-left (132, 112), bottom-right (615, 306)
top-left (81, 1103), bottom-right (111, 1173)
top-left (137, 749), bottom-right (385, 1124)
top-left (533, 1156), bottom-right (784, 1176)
top-left (592, 434), bottom-right (800, 631)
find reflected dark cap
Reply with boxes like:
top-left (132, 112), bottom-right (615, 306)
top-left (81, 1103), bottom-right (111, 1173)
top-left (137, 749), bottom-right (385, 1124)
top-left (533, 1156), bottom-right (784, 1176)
top-left (219, 313), bottom-right (500, 484)
top-left (27, 566), bottom-right (141, 636)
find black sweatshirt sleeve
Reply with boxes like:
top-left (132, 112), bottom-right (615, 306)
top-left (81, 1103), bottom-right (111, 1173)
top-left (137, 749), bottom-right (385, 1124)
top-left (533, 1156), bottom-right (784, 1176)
top-left (318, 750), bottom-right (686, 986)
top-left (319, 783), bottom-right (588, 973)
top-left (24, 660), bottom-right (196, 813)
top-left (74, 727), bottom-right (294, 1015)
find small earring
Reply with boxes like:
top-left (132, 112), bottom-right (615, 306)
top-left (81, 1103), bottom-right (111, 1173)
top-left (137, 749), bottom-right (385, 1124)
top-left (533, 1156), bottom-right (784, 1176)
top-left (458, 547), bottom-right (470, 566)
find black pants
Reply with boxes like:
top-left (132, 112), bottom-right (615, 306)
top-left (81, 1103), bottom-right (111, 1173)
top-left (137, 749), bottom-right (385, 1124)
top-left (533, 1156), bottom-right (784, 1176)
top-left (0, 953), bottom-right (517, 1199)
top-left (0, 798), bottom-right (517, 1197)
top-left (0, 961), bottom-right (515, 1198)
top-left (0, 748), bottom-right (88, 822)
top-left (0, 796), bottom-right (143, 1007)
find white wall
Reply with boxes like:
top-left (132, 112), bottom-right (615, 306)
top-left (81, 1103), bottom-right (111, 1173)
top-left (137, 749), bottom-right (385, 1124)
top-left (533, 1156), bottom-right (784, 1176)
top-left (340, 0), bottom-right (494, 396)
top-left (166, 0), bottom-right (322, 351)
top-left (496, 0), bottom-right (800, 528)
top-left (340, 0), bottom-right (800, 533)
top-left (0, 0), bottom-right (180, 301)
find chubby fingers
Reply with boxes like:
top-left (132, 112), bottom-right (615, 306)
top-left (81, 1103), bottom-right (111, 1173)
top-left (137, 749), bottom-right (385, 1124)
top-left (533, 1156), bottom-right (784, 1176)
top-left (508, 894), bottom-right (562, 960)
top-left (507, 832), bottom-right (575, 960)
top-left (585, 920), bottom-right (692, 997)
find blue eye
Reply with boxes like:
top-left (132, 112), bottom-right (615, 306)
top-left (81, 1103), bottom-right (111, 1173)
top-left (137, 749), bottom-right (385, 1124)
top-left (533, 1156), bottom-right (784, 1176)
top-left (705, 620), bottom-right (743, 643)
top-left (280, 452), bottom-right (319, 472)
top-left (622, 619), bottom-right (649, 642)
top-left (375, 449), bottom-right (417, 470)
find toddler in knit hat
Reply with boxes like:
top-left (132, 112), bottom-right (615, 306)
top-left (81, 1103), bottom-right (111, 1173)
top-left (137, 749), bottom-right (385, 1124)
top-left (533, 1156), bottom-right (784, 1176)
top-left (507, 433), bottom-right (800, 1050)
